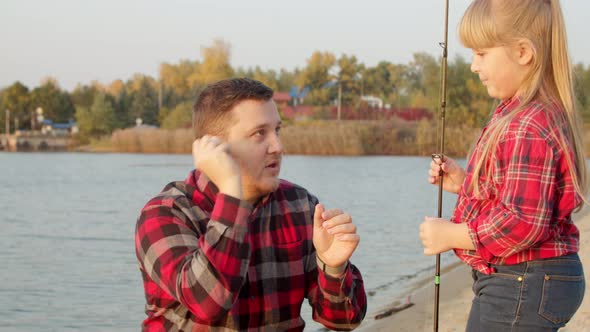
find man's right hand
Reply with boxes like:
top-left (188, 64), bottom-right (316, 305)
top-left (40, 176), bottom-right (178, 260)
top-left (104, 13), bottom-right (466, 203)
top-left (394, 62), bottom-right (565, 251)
top-left (192, 135), bottom-right (242, 199)
top-left (428, 155), bottom-right (466, 194)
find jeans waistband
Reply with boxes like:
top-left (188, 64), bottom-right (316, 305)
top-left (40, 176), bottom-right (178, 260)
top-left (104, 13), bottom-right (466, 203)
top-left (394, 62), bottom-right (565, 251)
top-left (490, 253), bottom-right (581, 274)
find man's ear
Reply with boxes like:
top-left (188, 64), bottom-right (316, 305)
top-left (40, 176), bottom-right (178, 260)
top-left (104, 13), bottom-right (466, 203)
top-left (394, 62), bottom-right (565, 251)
top-left (515, 39), bottom-right (535, 66)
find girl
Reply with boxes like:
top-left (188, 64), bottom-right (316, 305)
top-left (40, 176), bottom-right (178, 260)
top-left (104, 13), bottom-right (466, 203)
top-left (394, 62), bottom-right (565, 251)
top-left (420, 0), bottom-right (588, 331)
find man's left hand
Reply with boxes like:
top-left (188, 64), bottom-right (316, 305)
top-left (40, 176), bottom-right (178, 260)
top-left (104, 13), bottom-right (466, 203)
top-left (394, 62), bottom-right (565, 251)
top-left (313, 204), bottom-right (360, 271)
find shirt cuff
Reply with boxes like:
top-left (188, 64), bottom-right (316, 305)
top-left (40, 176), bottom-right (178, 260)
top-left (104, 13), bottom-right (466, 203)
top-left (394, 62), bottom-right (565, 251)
top-left (318, 261), bottom-right (353, 297)
top-left (316, 255), bottom-right (348, 276)
top-left (467, 215), bottom-right (494, 262)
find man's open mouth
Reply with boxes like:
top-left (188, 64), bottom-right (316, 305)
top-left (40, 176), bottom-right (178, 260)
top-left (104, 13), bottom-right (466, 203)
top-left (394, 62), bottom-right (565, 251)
top-left (266, 162), bottom-right (279, 169)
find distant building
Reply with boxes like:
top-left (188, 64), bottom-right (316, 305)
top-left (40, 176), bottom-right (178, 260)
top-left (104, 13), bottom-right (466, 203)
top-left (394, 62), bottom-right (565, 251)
top-left (41, 119), bottom-right (79, 136)
top-left (279, 105), bottom-right (315, 120)
top-left (361, 95), bottom-right (384, 108)
top-left (273, 92), bottom-right (292, 108)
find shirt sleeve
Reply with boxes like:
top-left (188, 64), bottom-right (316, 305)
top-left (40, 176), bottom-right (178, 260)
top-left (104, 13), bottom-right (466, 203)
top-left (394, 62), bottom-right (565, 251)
top-left (135, 193), bottom-right (253, 322)
top-left (304, 196), bottom-right (367, 330)
top-left (468, 130), bottom-right (558, 261)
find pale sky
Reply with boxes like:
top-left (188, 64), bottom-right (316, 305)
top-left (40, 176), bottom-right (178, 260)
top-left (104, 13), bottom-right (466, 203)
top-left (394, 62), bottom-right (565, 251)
top-left (1, 0), bottom-right (589, 91)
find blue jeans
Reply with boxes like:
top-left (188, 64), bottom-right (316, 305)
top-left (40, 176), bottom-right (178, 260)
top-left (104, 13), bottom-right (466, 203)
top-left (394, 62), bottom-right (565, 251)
top-left (466, 254), bottom-right (585, 332)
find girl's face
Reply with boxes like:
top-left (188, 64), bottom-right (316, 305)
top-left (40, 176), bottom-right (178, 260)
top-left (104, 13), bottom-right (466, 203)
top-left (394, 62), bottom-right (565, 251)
top-left (470, 45), bottom-right (530, 100)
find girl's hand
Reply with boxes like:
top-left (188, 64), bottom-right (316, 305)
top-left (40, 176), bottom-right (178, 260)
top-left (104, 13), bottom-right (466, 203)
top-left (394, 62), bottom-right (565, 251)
top-left (428, 155), bottom-right (466, 194)
top-left (420, 217), bottom-right (454, 255)
top-left (419, 217), bottom-right (475, 255)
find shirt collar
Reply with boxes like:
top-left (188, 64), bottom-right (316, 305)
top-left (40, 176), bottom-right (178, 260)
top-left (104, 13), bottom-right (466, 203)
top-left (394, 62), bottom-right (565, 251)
top-left (186, 169), bottom-right (219, 204)
top-left (185, 169), bottom-right (273, 209)
top-left (493, 96), bottom-right (521, 119)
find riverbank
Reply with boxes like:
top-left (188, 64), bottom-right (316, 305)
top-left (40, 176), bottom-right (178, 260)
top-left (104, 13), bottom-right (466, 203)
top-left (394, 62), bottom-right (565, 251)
top-left (356, 208), bottom-right (590, 331)
top-left (87, 120), bottom-right (481, 156)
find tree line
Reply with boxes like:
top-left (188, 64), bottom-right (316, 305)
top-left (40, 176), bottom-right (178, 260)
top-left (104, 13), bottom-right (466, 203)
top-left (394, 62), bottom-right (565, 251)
top-left (1, 39), bottom-right (589, 142)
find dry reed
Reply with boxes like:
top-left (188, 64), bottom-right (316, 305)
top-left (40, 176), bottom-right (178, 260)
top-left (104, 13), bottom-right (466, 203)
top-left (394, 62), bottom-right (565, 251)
top-left (99, 120), bottom-right (483, 157)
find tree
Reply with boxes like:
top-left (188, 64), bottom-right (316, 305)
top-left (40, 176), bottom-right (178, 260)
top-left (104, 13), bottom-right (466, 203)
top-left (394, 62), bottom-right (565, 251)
top-left (336, 54), bottom-right (364, 106)
top-left (251, 67), bottom-right (279, 91)
top-left (128, 76), bottom-right (159, 126)
top-left (70, 83), bottom-right (101, 109)
top-left (160, 60), bottom-right (200, 107)
top-left (75, 92), bottom-right (116, 139)
top-left (190, 39), bottom-right (234, 86)
top-left (277, 68), bottom-right (298, 92)
top-left (574, 63), bottom-right (590, 121)
top-left (364, 62), bottom-right (392, 102)
top-left (446, 55), bottom-right (492, 127)
top-left (29, 80), bottom-right (75, 124)
top-left (296, 51), bottom-right (336, 105)
top-left (1, 81), bottom-right (30, 131)
top-left (160, 101), bottom-right (192, 129)
top-left (406, 52), bottom-right (440, 112)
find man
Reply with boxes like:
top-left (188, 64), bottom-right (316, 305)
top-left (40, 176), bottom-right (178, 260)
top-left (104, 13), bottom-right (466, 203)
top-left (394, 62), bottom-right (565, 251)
top-left (135, 78), bottom-right (367, 331)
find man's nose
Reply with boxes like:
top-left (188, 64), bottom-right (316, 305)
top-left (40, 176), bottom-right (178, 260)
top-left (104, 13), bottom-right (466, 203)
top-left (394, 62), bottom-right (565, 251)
top-left (268, 133), bottom-right (283, 154)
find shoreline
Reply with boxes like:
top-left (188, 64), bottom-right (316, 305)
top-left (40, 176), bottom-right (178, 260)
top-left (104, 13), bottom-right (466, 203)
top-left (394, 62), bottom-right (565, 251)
top-left (357, 260), bottom-right (473, 332)
top-left (357, 207), bottom-right (590, 331)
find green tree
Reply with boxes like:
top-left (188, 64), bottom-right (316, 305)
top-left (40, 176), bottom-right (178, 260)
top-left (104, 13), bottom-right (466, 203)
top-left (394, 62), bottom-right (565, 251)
top-left (29, 80), bottom-right (75, 124)
top-left (160, 60), bottom-right (200, 107)
top-left (336, 54), bottom-right (364, 106)
top-left (160, 101), bottom-right (192, 129)
top-left (75, 93), bottom-right (116, 139)
top-left (406, 52), bottom-right (440, 112)
top-left (70, 83), bottom-right (102, 109)
top-left (446, 55), bottom-right (493, 128)
top-left (112, 86), bottom-right (132, 128)
top-left (364, 62), bottom-right (392, 102)
top-left (277, 68), bottom-right (298, 92)
top-left (128, 76), bottom-right (159, 126)
top-left (251, 67), bottom-right (279, 91)
top-left (1, 81), bottom-right (30, 131)
top-left (574, 63), bottom-right (590, 122)
top-left (296, 51), bottom-right (336, 105)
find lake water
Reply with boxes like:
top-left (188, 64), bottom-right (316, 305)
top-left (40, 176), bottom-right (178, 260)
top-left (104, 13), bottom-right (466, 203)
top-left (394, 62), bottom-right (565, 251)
top-left (0, 152), bottom-right (460, 331)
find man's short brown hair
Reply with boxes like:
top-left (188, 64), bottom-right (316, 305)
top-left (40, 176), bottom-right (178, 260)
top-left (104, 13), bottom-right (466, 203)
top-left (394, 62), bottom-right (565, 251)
top-left (192, 78), bottom-right (274, 138)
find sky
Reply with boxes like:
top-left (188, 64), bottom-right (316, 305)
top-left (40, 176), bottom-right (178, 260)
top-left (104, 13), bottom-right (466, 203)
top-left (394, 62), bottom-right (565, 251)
top-left (1, 0), bottom-right (590, 91)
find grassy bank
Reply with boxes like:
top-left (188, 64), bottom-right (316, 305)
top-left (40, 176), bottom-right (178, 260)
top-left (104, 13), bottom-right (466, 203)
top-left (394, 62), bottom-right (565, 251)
top-left (90, 120), bottom-right (590, 157)
top-left (92, 120), bottom-right (481, 157)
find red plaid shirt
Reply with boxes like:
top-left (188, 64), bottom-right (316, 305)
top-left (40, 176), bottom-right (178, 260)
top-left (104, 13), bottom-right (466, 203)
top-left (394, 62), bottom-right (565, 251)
top-left (135, 170), bottom-right (366, 331)
top-left (452, 97), bottom-right (582, 274)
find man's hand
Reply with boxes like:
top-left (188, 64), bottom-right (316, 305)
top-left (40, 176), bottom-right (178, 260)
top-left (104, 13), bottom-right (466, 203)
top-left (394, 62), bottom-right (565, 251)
top-left (192, 135), bottom-right (242, 199)
top-left (428, 155), bottom-right (466, 194)
top-left (313, 204), bottom-right (360, 275)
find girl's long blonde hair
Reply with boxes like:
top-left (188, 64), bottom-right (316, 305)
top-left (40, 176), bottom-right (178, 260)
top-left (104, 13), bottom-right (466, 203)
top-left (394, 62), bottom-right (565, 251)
top-left (459, 0), bottom-right (588, 207)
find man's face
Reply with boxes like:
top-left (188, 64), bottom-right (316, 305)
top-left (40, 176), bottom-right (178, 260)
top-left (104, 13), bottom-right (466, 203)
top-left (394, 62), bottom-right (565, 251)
top-left (225, 99), bottom-right (283, 202)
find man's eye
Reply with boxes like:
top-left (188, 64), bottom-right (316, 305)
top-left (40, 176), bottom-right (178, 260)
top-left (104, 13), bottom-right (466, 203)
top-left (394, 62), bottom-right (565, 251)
top-left (254, 130), bottom-right (265, 136)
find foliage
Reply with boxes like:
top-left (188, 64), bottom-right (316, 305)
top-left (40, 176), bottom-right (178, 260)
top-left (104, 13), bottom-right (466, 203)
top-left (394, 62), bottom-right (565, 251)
top-left (75, 93), bottom-right (116, 140)
top-left (1, 81), bottom-right (30, 131)
top-left (127, 76), bottom-right (159, 126)
top-left (3, 38), bottom-right (590, 144)
top-left (29, 80), bottom-right (75, 123)
top-left (160, 101), bottom-right (192, 129)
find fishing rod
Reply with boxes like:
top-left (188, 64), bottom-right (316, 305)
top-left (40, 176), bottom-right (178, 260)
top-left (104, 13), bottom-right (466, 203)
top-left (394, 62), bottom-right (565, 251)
top-left (431, 1), bottom-right (450, 331)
